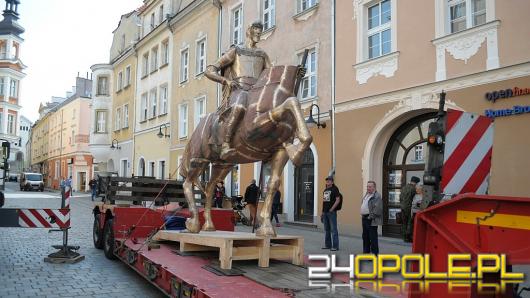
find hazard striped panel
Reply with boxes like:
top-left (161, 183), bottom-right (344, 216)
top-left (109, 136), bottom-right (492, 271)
top-left (441, 109), bottom-right (494, 195)
top-left (18, 209), bottom-right (70, 228)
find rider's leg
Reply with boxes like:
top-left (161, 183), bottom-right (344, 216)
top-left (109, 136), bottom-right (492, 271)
top-left (221, 91), bottom-right (248, 159)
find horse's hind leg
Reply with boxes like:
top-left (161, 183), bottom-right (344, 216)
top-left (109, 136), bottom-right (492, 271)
top-left (202, 164), bottom-right (233, 231)
top-left (183, 161), bottom-right (208, 233)
top-left (269, 97), bottom-right (313, 166)
top-left (256, 149), bottom-right (289, 237)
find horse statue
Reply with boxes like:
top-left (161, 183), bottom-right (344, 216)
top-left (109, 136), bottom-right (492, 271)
top-left (179, 64), bottom-right (312, 237)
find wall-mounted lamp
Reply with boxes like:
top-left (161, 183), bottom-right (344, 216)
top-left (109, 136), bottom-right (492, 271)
top-left (110, 139), bottom-right (121, 150)
top-left (157, 124), bottom-right (170, 138)
top-left (306, 103), bottom-right (327, 129)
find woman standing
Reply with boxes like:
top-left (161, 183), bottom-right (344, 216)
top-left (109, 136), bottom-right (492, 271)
top-left (213, 181), bottom-right (226, 208)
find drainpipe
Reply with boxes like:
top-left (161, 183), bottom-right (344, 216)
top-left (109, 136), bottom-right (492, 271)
top-left (215, 0), bottom-right (222, 108)
top-left (330, 0), bottom-right (336, 177)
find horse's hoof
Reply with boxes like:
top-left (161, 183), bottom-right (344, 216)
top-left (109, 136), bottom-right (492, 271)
top-left (256, 224), bottom-right (277, 238)
top-left (201, 221), bottom-right (216, 231)
top-left (185, 218), bottom-right (201, 233)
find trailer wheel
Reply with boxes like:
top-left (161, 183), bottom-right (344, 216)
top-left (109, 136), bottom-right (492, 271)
top-left (103, 219), bottom-right (117, 260)
top-left (93, 214), bottom-right (104, 249)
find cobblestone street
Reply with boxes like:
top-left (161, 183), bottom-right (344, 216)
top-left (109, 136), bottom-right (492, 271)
top-left (0, 182), bottom-right (164, 298)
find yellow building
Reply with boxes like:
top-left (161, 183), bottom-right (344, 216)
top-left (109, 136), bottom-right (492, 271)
top-left (168, 0), bottom-right (220, 180)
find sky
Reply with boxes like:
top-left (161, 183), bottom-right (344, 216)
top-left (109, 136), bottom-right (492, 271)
top-left (17, 0), bottom-right (142, 122)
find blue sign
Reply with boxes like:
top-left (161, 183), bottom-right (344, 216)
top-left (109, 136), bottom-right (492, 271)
top-left (485, 106), bottom-right (530, 118)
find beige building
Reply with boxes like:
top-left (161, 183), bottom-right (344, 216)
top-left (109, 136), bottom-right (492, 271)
top-left (169, 0), bottom-right (220, 180)
top-left (334, 0), bottom-right (530, 237)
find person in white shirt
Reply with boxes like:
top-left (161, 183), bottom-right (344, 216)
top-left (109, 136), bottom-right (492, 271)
top-left (360, 181), bottom-right (383, 254)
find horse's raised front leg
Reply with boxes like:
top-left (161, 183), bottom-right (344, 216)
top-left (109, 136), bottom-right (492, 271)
top-left (202, 164), bottom-right (233, 231)
top-left (183, 162), bottom-right (207, 233)
top-left (256, 149), bottom-right (289, 237)
top-left (269, 97), bottom-right (313, 166)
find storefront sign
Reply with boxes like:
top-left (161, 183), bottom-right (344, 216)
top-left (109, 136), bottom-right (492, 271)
top-left (485, 87), bottom-right (530, 102)
top-left (485, 106), bottom-right (530, 118)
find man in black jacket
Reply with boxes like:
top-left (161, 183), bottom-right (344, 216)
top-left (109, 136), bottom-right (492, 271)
top-left (322, 176), bottom-right (341, 251)
top-left (244, 179), bottom-right (260, 226)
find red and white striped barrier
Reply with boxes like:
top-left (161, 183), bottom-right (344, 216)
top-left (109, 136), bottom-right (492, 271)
top-left (441, 109), bottom-right (494, 195)
top-left (64, 186), bottom-right (71, 209)
top-left (18, 208), bottom-right (70, 228)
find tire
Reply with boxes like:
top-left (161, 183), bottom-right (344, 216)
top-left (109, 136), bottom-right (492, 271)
top-left (93, 214), bottom-right (104, 249)
top-left (241, 217), bottom-right (250, 226)
top-left (103, 218), bottom-right (117, 260)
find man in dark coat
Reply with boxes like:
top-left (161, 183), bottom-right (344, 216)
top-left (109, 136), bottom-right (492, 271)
top-left (400, 176), bottom-right (420, 242)
top-left (244, 179), bottom-right (261, 226)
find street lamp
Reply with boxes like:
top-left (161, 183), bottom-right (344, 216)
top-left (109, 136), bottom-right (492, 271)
top-left (157, 124), bottom-right (170, 138)
top-left (305, 103), bottom-right (326, 129)
top-left (110, 139), bottom-right (121, 150)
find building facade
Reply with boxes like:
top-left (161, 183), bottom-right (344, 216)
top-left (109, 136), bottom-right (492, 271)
top-left (334, 0), bottom-right (530, 237)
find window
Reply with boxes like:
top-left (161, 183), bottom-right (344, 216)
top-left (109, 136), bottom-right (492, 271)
top-left (151, 47), bottom-right (158, 71)
top-left (142, 53), bottom-right (149, 77)
top-left (367, 0), bottom-right (391, 59)
top-left (161, 40), bottom-right (169, 65)
top-left (0, 77), bottom-right (5, 96)
top-left (115, 107), bottom-right (121, 131)
top-left (140, 93), bottom-right (148, 121)
top-left (0, 43), bottom-right (6, 59)
top-left (263, 0), bottom-right (275, 30)
top-left (298, 0), bottom-right (318, 13)
top-left (7, 114), bottom-right (14, 134)
top-left (97, 76), bottom-right (109, 95)
top-left (180, 48), bottom-right (189, 83)
top-left (179, 104), bottom-right (188, 138)
top-left (123, 104), bottom-right (129, 128)
top-left (232, 5), bottom-right (243, 45)
top-left (117, 71), bottom-right (123, 91)
top-left (150, 12), bottom-right (155, 30)
top-left (150, 89), bottom-right (157, 118)
top-left (121, 159), bottom-right (128, 177)
top-left (121, 34), bottom-right (126, 51)
top-left (9, 79), bottom-right (18, 97)
top-left (160, 85), bottom-right (168, 114)
top-left (414, 145), bottom-right (424, 161)
top-left (449, 0), bottom-right (486, 33)
top-left (96, 111), bottom-right (107, 133)
top-left (159, 5), bottom-right (164, 23)
top-left (196, 38), bottom-right (206, 75)
top-left (194, 96), bottom-right (206, 128)
top-left (125, 66), bottom-right (131, 87)
top-left (298, 48), bottom-right (317, 100)
top-left (70, 129), bottom-right (74, 145)
top-left (55, 161), bottom-right (59, 179)
top-left (149, 161), bottom-right (155, 177)
top-left (159, 160), bottom-right (166, 179)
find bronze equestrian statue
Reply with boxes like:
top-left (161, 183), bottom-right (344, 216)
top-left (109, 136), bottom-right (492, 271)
top-left (179, 21), bottom-right (312, 237)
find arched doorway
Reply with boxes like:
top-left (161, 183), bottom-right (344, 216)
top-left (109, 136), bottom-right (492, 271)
top-left (138, 158), bottom-right (146, 176)
top-left (294, 149), bottom-right (315, 222)
top-left (382, 112), bottom-right (436, 237)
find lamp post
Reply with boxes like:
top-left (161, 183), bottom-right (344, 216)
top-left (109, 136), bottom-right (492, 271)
top-left (110, 139), bottom-right (121, 150)
top-left (305, 103), bottom-right (326, 129)
top-left (157, 124), bottom-right (170, 138)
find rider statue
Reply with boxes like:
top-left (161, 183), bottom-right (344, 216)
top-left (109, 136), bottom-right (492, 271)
top-left (205, 21), bottom-right (272, 159)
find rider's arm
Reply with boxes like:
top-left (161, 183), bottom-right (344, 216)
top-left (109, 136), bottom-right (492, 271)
top-left (205, 47), bottom-right (236, 85)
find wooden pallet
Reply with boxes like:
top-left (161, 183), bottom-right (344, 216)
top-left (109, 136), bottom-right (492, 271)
top-left (153, 230), bottom-right (304, 270)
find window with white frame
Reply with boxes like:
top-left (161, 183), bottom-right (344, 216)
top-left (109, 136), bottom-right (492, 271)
top-left (117, 71), bottom-right (123, 91)
top-left (448, 0), bottom-right (486, 33)
top-left (115, 107), bottom-right (121, 131)
top-left (0, 77), bottom-right (5, 96)
top-left (96, 110), bottom-right (107, 133)
top-left (142, 53), bottom-right (149, 77)
top-left (180, 48), bottom-right (189, 83)
top-left (121, 159), bottom-right (128, 177)
top-left (159, 160), bottom-right (166, 179)
top-left (141, 93), bottom-right (148, 121)
top-left (97, 76), bottom-right (109, 95)
top-left (150, 12), bottom-right (155, 30)
top-left (196, 38), bottom-right (206, 75)
top-left (414, 145), bottom-right (424, 161)
top-left (159, 5), bottom-right (164, 24)
top-left (151, 46), bottom-right (158, 71)
top-left (298, 48), bottom-right (317, 100)
top-left (298, 0), bottom-right (318, 13)
top-left (55, 161), bottom-right (59, 179)
top-left (7, 114), bottom-right (14, 134)
top-left (161, 40), bottom-right (169, 65)
top-left (9, 79), bottom-right (18, 98)
top-left (150, 89), bottom-right (157, 118)
top-left (179, 104), bottom-right (188, 138)
top-left (123, 104), bottom-right (129, 128)
top-left (125, 66), bottom-right (131, 87)
top-left (263, 0), bottom-right (275, 30)
top-left (232, 5), bottom-right (243, 45)
top-left (194, 96), bottom-right (206, 128)
top-left (367, 0), bottom-right (391, 59)
top-left (160, 84), bottom-right (168, 114)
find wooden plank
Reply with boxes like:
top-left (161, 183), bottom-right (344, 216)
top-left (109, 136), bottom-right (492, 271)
top-left (110, 177), bottom-right (185, 184)
top-left (180, 242), bottom-right (218, 252)
top-left (259, 237), bottom-right (270, 268)
top-left (219, 239), bottom-right (233, 269)
top-left (231, 246), bottom-right (261, 260)
top-left (110, 195), bottom-right (204, 203)
top-left (108, 186), bottom-right (186, 193)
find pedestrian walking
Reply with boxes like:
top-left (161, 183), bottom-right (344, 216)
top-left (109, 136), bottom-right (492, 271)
top-left (409, 183), bottom-right (423, 240)
top-left (244, 179), bottom-right (260, 227)
top-left (399, 176), bottom-right (420, 242)
top-left (60, 177), bottom-right (66, 199)
top-left (89, 177), bottom-right (98, 201)
top-left (213, 181), bottom-right (226, 208)
top-left (271, 190), bottom-right (281, 227)
top-left (360, 181), bottom-right (382, 255)
top-left (321, 176), bottom-right (341, 251)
